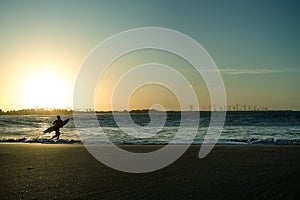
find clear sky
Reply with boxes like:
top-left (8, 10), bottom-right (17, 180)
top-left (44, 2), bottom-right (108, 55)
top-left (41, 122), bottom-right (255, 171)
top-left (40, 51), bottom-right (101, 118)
top-left (0, 0), bottom-right (299, 111)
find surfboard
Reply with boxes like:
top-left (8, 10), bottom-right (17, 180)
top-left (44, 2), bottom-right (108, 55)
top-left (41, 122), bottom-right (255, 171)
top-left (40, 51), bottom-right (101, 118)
top-left (43, 119), bottom-right (69, 133)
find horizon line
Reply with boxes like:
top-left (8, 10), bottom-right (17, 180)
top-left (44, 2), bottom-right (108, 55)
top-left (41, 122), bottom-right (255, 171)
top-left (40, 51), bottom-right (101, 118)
top-left (0, 107), bottom-right (298, 113)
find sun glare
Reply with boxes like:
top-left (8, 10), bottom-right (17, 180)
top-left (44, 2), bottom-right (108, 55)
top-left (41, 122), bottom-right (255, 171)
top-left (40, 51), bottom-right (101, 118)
top-left (21, 67), bottom-right (69, 109)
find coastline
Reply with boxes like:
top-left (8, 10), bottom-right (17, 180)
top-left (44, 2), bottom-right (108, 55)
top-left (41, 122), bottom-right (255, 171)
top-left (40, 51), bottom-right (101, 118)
top-left (1, 144), bottom-right (299, 199)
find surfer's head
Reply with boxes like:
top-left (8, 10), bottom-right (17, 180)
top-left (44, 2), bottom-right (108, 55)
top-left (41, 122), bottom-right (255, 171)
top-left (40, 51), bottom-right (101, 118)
top-left (57, 115), bottom-right (61, 120)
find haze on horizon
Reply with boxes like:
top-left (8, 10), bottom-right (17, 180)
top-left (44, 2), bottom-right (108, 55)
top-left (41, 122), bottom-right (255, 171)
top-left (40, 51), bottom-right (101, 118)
top-left (0, 0), bottom-right (299, 111)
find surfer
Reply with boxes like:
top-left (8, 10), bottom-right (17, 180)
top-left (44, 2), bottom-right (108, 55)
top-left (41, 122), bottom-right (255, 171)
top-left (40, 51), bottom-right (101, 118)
top-left (51, 115), bottom-right (63, 140)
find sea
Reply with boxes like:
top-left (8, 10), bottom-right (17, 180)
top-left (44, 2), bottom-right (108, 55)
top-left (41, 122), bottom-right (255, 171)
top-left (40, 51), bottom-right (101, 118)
top-left (0, 111), bottom-right (300, 145)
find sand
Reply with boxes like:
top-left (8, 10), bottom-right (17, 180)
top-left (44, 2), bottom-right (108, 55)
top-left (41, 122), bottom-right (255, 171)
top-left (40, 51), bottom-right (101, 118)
top-left (0, 144), bottom-right (299, 199)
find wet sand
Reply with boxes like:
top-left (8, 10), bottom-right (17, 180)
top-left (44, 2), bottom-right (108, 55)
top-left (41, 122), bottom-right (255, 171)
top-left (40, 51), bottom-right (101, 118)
top-left (0, 144), bottom-right (299, 199)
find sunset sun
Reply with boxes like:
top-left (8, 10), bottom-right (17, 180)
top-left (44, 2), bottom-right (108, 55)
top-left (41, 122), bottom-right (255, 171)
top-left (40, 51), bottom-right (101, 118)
top-left (21, 67), bottom-right (69, 109)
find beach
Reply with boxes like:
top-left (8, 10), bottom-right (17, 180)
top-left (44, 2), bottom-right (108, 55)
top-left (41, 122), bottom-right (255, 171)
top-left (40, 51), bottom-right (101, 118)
top-left (1, 144), bottom-right (299, 199)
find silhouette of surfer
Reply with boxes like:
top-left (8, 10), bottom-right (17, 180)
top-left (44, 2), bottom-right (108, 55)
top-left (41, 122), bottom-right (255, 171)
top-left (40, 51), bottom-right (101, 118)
top-left (51, 115), bottom-right (63, 140)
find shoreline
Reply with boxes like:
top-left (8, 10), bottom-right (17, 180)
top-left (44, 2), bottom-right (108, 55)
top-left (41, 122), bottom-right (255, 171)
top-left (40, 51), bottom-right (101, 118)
top-left (1, 144), bottom-right (300, 199)
top-left (1, 140), bottom-right (300, 145)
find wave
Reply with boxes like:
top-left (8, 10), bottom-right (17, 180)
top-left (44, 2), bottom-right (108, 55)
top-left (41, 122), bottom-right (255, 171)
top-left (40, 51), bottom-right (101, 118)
top-left (0, 137), bottom-right (300, 145)
top-left (0, 138), bottom-right (82, 144)
top-left (225, 138), bottom-right (300, 145)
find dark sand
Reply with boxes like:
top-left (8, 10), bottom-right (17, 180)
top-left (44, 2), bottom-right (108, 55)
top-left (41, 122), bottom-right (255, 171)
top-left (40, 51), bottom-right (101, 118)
top-left (1, 144), bottom-right (299, 199)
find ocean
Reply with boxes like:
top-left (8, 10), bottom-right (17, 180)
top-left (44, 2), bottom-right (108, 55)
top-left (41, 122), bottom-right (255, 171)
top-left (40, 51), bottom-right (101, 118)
top-left (0, 111), bottom-right (299, 145)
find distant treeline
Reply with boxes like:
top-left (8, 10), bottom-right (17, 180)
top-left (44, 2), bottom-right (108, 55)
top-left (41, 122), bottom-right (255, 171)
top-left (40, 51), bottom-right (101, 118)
top-left (0, 108), bottom-right (294, 115)
top-left (0, 108), bottom-right (73, 115)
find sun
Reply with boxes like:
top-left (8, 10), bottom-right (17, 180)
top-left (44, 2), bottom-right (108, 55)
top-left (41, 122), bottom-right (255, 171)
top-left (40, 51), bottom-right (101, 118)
top-left (21, 67), bottom-right (69, 109)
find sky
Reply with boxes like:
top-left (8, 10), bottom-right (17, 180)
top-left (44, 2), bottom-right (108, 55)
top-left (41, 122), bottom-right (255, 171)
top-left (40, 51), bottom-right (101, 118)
top-left (0, 0), bottom-right (299, 111)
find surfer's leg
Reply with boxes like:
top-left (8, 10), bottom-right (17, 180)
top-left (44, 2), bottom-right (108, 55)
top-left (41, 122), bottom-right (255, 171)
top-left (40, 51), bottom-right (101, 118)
top-left (52, 129), bottom-right (59, 139)
top-left (56, 129), bottom-right (61, 140)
